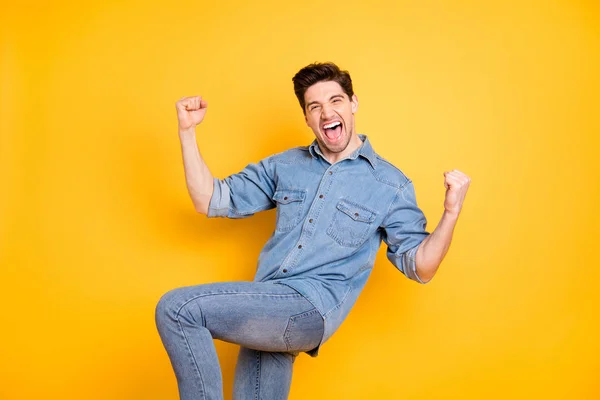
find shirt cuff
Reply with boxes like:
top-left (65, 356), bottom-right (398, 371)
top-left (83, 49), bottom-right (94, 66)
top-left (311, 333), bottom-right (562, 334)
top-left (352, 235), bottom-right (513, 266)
top-left (402, 244), bottom-right (426, 284)
top-left (207, 178), bottom-right (231, 218)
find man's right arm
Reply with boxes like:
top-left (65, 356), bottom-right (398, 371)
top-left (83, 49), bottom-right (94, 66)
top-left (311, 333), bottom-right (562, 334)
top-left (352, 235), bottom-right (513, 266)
top-left (176, 96), bottom-right (213, 215)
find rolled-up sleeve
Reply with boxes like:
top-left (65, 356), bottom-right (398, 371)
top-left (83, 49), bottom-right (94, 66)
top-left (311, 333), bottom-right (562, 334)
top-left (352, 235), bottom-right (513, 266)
top-left (207, 178), bottom-right (232, 217)
top-left (207, 157), bottom-right (276, 218)
top-left (381, 181), bottom-right (430, 283)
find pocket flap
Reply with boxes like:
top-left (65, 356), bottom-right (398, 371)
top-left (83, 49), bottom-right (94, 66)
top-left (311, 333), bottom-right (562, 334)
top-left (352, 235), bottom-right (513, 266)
top-left (273, 189), bottom-right (306, 205)
top-left (336, 199), bottom-right (377, 223)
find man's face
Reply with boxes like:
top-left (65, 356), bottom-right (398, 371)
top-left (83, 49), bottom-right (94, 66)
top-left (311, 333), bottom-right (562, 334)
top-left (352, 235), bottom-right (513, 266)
top-left (303, 80), bottom-right (359, 162)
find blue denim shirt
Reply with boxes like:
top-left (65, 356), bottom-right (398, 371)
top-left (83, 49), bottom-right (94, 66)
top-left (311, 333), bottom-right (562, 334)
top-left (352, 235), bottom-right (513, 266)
top-left (207, 135), bottom-right (430, 356)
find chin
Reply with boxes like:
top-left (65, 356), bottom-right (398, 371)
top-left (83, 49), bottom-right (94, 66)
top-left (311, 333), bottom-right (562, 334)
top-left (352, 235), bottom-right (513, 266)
top-left (322, 137), bottom-right (351, 154)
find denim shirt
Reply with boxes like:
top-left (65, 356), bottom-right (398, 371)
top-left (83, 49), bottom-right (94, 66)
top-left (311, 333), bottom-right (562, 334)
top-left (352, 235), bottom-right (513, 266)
top-left (207, 135), bottom-right (430, 356)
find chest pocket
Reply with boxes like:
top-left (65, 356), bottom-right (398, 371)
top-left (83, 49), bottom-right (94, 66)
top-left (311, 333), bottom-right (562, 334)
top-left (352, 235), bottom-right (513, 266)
top-left (273, 189), bottom-right (306, 232)
top-left (327, 199), bottom-right (377, 247)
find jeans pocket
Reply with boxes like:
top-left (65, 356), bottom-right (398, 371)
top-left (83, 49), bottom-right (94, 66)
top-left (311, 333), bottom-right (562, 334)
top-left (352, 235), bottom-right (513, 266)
top-left (326, 199), bottom-right (377, 247)
top-left (284, 308), bottom-right (324, 352)
top-left (273, 189), bottom-right (306, 232)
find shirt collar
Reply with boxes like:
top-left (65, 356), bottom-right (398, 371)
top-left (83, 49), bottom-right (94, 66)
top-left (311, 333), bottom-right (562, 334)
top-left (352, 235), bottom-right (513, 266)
top-left (308, 134), bottom-right (378, 169)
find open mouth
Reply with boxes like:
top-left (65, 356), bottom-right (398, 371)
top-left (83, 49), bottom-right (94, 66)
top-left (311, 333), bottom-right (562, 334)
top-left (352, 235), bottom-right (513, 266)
top-left (322, 121), bottom-right (343, 142)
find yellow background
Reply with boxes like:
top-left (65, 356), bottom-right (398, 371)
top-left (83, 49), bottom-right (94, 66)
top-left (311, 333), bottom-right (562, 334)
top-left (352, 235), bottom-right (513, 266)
top-left (1, 0), bottom-right (599, 399)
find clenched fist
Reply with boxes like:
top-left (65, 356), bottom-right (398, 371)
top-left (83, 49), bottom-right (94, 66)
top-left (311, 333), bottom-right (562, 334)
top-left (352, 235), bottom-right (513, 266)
top-left (443, 169), bottom-right (471, 216)
top-left (176, 96), bottom-right (208, 131)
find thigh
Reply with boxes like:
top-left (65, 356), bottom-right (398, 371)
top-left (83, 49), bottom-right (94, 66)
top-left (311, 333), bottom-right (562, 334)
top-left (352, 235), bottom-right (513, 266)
top-left (174, 281), bottom-right (324, 353)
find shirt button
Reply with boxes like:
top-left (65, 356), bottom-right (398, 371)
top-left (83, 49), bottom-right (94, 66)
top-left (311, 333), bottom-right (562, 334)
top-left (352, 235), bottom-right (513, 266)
top-left (282, 269), bottom-right (288, 273)
top-left (284, 196), bottom-right (288, 200)
top-left (355, 212), bottom-right (359, 217)
top-left (298, 245), bottom-right (302, 249)
top-left (319, 194), bottom-right (324, 199)
top-left (328, 171), bottom-right (333, 175)
top-left (309, 219), bottom-right (313, 223)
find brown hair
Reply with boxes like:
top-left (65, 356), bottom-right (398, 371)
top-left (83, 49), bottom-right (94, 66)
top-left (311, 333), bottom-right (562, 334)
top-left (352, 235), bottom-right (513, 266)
top-left (292, 62), bottom-right (354, 114)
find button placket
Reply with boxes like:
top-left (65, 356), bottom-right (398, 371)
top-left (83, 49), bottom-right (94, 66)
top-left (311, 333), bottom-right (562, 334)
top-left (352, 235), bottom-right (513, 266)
top-left (304, 166), bottom-right (334, 233)
top-left (277, 165), bottom-right (336, 278)
top-left (318, 168), bottom-right (334, 200)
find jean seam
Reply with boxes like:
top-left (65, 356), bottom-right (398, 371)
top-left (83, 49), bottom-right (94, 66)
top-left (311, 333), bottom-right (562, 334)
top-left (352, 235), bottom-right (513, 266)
top-left (173, 292), bottom-right (303, 319)
top-left (254, 350), bottom-right (261, 400)
top-left (176, 318), bottom-right (207, 400)
top-left (283, 317), bottom-right (295, 350)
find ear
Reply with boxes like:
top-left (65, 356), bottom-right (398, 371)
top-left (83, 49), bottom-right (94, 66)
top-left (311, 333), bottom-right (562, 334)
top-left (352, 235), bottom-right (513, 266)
top-left (351, 94), bottom-right (359, 114)
top-left (304, 112), bottom-right (309, 125)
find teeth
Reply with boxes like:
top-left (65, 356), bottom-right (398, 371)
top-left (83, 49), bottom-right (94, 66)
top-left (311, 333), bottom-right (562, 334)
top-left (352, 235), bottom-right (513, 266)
top-left (324, 121), bottom-right (341, 129)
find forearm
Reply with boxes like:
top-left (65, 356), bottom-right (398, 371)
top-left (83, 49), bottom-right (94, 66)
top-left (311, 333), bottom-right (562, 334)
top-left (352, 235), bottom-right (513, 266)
top-left (179, 127), bottom-right (214, 214)
top-left (414, 210), bottom-right (459, 282)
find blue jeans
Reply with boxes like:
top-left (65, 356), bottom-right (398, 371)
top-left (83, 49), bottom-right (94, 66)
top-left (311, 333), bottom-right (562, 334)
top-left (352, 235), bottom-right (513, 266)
top-left (155, 281), bottom-right (325, 400)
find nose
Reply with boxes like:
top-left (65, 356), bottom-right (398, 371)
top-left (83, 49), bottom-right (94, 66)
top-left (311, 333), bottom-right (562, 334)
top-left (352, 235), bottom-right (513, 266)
top-left (321, 104), bottom-right (335, 120)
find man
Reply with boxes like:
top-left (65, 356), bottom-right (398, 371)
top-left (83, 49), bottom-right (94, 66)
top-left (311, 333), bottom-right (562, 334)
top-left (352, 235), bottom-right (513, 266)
top-left (155, 62), bottom-right (470, 400)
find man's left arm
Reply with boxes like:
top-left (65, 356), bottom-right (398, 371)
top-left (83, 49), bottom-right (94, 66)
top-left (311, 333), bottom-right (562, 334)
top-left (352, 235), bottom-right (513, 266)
top-left (415, 169), bottom-right (471, 283)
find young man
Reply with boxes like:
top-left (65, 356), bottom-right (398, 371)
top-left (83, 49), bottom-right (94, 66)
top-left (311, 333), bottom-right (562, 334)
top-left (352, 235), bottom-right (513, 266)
top-left (156, 62), bottom-right (470, 400)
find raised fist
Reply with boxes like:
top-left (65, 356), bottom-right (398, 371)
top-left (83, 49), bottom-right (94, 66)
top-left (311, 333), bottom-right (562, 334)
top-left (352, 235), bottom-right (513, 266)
top-left (176, 96), bottom-right (208, 131)
top-left (443, 169), bottom-right (471, 216)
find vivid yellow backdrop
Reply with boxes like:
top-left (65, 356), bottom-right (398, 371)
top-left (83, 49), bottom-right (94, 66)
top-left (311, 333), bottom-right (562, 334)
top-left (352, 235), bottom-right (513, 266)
top-left (1, 1), bottom-right (599, 399)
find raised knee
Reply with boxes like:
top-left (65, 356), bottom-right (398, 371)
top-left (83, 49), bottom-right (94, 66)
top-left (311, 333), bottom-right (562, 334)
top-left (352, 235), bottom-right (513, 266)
top-left (155, 288), bottom-right (186, 326)
top-left (155, 287), bottom-right (204, 329)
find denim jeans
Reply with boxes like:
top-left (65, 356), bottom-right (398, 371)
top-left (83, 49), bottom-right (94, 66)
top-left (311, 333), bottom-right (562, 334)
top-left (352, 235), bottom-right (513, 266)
top-left (155, 281), bottom-right (325, 400)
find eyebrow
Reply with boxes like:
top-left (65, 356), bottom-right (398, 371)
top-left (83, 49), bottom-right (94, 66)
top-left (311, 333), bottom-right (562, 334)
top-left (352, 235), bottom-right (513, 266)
top-left (306, 94), bottom-right (345, 108)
